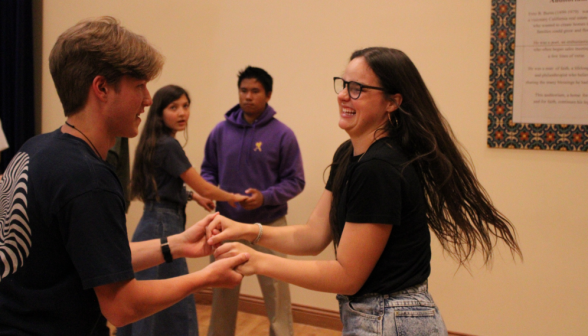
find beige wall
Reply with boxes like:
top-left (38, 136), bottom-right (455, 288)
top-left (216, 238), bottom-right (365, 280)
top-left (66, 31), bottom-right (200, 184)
top-left (39, 1), bottom-right (588, 335)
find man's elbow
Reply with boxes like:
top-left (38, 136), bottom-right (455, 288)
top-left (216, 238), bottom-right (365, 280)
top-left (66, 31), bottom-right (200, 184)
top-left (95, 280), bottom-right (145, 327)
top-left (108, 317), bottom-right (130, 329)
top-left (97, 293), bottom-right (142, 327)
top-left (102, 307), bottom-right (140, 328)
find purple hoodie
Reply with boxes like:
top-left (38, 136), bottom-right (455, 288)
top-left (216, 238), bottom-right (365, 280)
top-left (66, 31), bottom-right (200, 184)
top-left (201, 104), bottom-right (305, 223)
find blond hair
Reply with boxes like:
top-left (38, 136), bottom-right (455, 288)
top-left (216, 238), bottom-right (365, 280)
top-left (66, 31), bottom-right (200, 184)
top-left (49, 16), bottom-right (164, 116)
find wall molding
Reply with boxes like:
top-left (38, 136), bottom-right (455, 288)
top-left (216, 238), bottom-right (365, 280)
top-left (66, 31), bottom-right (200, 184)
top-left (195, 288), bottom-right (343, 331)
top-left (195, 288), bottom-right (475, 335)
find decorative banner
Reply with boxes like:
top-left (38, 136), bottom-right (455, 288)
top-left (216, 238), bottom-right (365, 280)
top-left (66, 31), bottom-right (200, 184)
top-left (488, 0), bottom-right (588, 151)
top-left (513, 0), bottom-right (588, 125)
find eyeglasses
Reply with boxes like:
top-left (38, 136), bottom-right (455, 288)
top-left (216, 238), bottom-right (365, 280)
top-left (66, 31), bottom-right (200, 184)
top-left (333, 77), bottom-right (385, 100)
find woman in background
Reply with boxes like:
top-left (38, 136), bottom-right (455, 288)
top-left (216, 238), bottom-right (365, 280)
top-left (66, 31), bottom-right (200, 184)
top-left (118, 85), bottom-right (247, 336)
top-left (207, 47), bottom-right (522, 335)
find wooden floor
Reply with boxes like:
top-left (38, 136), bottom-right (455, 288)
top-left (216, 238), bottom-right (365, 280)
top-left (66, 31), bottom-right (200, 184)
top-left (110, 304), bottom-right (341, 336)
top-left (196, 303), bottom-right (341, 336)
top-left (110, 304), bottom-right (472, 335)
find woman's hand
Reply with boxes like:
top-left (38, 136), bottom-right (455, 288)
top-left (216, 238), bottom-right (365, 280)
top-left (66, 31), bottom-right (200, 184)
top-left (206, 215), bottom-right (257, 247)
top-left (227, 193), bottom-right (249, 208)
top-left (192, 192), bottom-right (215, 212)
top-left (214, 242), bottom-right (258, 276)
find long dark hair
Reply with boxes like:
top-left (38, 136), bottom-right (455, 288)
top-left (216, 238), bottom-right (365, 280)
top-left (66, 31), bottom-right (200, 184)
top-left (130, 85), bottom-right (190, 201)
top-left (329, 47), bottom-right (521, 266)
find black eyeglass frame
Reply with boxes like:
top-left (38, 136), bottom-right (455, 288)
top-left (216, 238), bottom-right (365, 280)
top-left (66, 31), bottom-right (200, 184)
top-left (333, 77), bottom-right (386, 100)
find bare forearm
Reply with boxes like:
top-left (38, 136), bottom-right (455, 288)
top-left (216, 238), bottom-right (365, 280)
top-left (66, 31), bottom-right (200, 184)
top-left (253, 224), bottom-right (331, 256)
top-left (214, 221), bottom-right (389, 299)
top-left (214, 191), bottom-right (334, 255)
top-left (100, 252), bottom-right (250, 327)
top-left (258, 189), bottom-right (333, 255)
top-left (130, 239), bottom-right (163, 272)
top-left (120, 276), bottom-right (201, 323)
top-left (98, 272), bottom-right (209, 327)
top-left (181, 167), bottom-right (234, 202)
top-left (198, 183), bottom-right (234, 202)
top-left (255, 254), bottom-right (360, 295)
top-left (129, 234), bottom-right (189, 272)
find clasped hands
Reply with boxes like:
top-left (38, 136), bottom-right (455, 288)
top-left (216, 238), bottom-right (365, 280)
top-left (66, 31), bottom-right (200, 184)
top-left (177, 212), bottom-right (259, 284)
top-left (205, 214), bottom-right (260, 277)
top-left (192, 188), bottom-right (264, 212)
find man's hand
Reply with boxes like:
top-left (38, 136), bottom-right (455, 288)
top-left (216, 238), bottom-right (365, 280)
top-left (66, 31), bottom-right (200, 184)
top-left (240, 188), bottom-right (264, 210)
top-left (201, 252), bottom-right (250, 289)
top-left (214, 242), bottom-right (257, 276)
top-left (169, 212), bottom-right (219, 259)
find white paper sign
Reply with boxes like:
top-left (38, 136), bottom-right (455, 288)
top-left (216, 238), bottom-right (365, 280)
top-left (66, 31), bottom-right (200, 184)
top-left (513, 0), bottom-right (588, 125)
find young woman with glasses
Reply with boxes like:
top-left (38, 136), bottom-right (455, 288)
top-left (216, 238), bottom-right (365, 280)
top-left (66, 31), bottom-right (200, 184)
top-left (206, 47), bottom-right (522, 335)
top-left (118, 85), bottom-right (248, 336)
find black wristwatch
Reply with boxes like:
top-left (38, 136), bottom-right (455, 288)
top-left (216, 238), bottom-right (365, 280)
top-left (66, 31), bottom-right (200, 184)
top-left (187, 190), bottom-right (194, 201)
top-left (161, 236), bottom-right (173, 263)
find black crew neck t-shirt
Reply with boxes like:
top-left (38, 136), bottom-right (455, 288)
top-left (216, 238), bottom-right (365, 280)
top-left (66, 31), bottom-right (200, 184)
top-left (326, 138), bottom-right (431, 296)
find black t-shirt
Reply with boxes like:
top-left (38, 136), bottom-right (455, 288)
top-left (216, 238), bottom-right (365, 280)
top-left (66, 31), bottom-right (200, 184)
top-left (145, 136), bottom-right (192, 205)
top-left (326, 138), bottom-right (431, 296)
top-left (0, 129), bottom-right (134, 336)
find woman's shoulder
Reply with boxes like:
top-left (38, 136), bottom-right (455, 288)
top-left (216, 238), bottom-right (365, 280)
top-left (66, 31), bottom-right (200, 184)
top-left (156, 135), bottom-right (183, 150)
top-left (158, 135), bottom-right (179, 145)
top-left (153, 136), bottom-right (187, 162)
top-left (364, 138), bottom-right (408, 164)
top-left (351, 139), bottom-right (412, 181)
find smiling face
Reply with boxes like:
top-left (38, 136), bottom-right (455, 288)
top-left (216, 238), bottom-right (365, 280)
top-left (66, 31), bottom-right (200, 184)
top-left (106, 75), bottom-right (152, 138)
top-left (162, 94), bottom-right (190, 137)
top-left (337, 57), bottom-right (396, 144)
top-left (239, 78), bottom-right (271, 124)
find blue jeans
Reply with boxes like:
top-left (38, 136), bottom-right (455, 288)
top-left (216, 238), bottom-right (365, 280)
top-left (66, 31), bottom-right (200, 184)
top-left (117, 201), bottom-right (198, 336)
top-left (337, 281), bottom-right (447, 336)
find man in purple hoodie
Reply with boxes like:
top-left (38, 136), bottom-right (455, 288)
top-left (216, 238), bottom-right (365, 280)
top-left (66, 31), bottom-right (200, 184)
top-left (201, 66), bottom-right (305, 336)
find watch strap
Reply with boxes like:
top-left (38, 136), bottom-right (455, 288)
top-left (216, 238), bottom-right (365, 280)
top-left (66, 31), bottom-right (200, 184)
top-left (161, 236), bottom-right (173, 263)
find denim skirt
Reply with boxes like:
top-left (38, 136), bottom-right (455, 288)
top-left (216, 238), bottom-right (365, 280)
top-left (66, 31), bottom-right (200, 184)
top-left (336, 281), bottom-right (447, 336)
top-left (117, 201), bottom-right (198, 336)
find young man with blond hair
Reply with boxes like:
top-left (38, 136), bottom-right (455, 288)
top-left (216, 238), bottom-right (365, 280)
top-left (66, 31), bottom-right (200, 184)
top-left (0, 17), bottom-right (249, 335)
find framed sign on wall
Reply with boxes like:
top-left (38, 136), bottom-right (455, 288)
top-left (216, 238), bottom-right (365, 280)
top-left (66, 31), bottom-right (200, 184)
top-left (488, 0), bottom-right (588, 151)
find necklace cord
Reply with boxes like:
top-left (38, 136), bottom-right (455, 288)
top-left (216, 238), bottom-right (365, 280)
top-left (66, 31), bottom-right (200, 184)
top-left (65, 121), bottom-right (103, 160)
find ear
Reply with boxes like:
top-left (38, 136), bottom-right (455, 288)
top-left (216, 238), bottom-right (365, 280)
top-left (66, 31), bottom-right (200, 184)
top-left (265, 90), bottom-right (272, 102)
top-left (90, 76), bottom-right (110, 102)
top-left (385, 93), bottom-right (403, 113)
